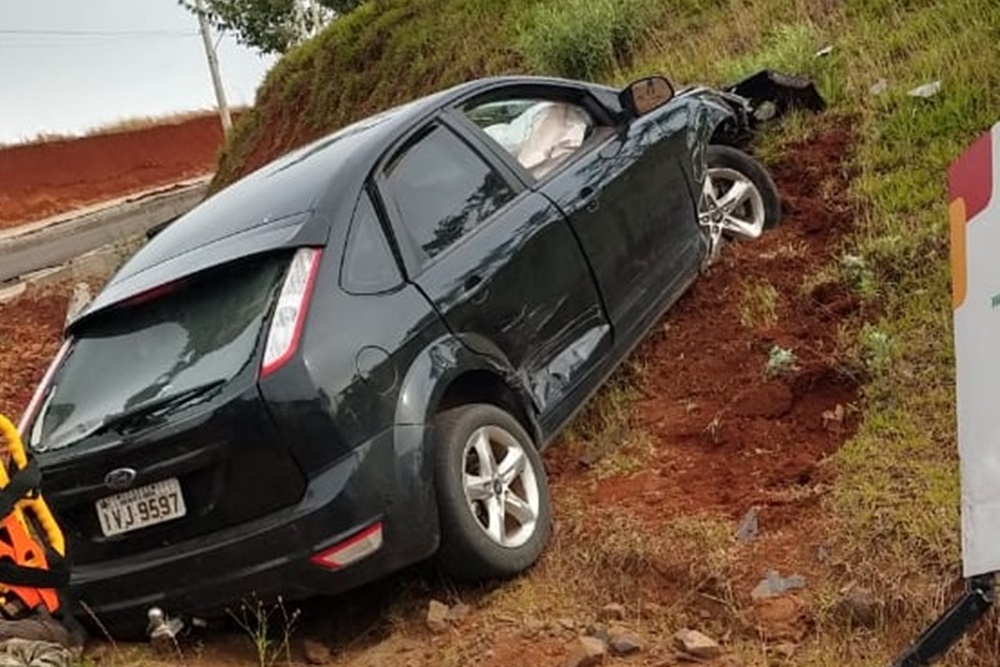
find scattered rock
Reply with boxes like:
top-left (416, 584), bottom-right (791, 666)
top-left (598, 603), bottom-right (626, 622)
top-left (426, 599), bottom-right (449, 634)
top-left (745, 595), bottom-right (812, 642)
top-left (833, 585), bottom-right (879, 628)
top-left (869, 78), bottom-right (889, 96)
top-left (564, 636), bottom-right (607, 667)
top-left (751, 570), bottom-right (807, 600)
top-left (303, 639), bottom-right (331, 665)
top-left (673, 629), bottom-right (721, 660)
top-left (446, 602), bottom-right (472, 624)
top-left (609, 632), bottom-right (643, 656)
top-left (908, 80), bottom-right (942, 98)
top-left (735, 506), bottom-right (759, 543)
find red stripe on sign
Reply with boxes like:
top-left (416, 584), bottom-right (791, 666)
top-left (949, 129), bottom-right (994, 222)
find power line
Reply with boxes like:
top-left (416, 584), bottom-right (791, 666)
top-left (0, 29), bottom-right (200, 37)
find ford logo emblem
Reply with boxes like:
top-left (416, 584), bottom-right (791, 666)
top-left (104, 468), bottom-right (137, 491)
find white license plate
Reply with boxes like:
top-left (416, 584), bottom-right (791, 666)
top-left (96, 478), bottom-right (187, 537)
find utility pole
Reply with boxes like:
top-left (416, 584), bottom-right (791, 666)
top-left (194, 0), bottom-right (233, 135)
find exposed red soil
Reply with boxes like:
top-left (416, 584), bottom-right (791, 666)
top-left (0, 289), bottom-right (68, 423)
top-left (0, 115), bottom-right (227, 229)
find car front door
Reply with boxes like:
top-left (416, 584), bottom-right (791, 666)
top-left (375, 121), bottom-right (610, 414)
top-left (458, 84), bottom-right (704, 342)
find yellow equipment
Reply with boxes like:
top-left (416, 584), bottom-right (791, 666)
top-left (0, 414), bottom-right (67, 614)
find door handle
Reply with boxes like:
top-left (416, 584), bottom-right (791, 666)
top-left (579, 186), bottom-right (600, 213)
top-left (463, 275), bottom-right (488, 304)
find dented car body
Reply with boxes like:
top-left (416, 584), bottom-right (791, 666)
top-left (21, 74), bottom-right (801, 634)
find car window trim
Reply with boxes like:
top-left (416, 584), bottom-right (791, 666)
top-left (372, 118), bottom-right (529, 277)
top-left (338, 187), bottom-right (407, 295)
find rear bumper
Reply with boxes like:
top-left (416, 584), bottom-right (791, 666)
top-left (69, 424), bottom-right (437, 636)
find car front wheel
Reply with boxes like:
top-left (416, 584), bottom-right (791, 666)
top-left (700, 144), bottom-right (782, 241)
top-left (432, 403), bottom-right (551, 581)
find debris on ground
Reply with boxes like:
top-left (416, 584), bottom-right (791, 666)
top-left (908, 80), bottom-right (942, 98)
top-left (673, 629), bottom-right (722, 660)
top-left (814, 45), bottom-right (834, 57)
top-left (564, 636), bottom-right (607, 667)
top-left (608, 631), bottom-right (643, 656)
top-left (735, 506), bottom-right (760, 543)
top-left (751, 570), bottom-right (808, 600)
top-left (0, 639), bottom-right (74, 667)
top-left (870, 78), bottom-right (889, 95)
top-left (426, 600), bottom-right (449, 634)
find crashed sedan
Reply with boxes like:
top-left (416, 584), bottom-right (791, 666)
top-left (21, 74), bottom-right (785, 634)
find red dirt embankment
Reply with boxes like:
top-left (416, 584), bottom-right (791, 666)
top-left (0, 115), bottom-right (226, 229)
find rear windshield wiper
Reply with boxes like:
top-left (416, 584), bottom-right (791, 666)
top-left (88, 380), bottom-right (226, 439)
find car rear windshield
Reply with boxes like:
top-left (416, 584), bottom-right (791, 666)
top-left (29, 254), bottom-right (288, 452)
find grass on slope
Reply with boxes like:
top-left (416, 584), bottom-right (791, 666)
top-left (629, 0), bottom-right (1000, 662)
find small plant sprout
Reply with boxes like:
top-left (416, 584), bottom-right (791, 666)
top-left (765, 345), bottom-right (799, 378)
top-left (861, 325), bottom-right (892, 374)
top-left (227, 594), bottom-right (302, 667)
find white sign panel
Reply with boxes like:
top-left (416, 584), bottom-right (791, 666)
top-left (951, 122), bottom-right (1000, 577)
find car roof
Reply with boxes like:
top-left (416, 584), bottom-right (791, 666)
top-left (72, 76), bottom-right (610, 329)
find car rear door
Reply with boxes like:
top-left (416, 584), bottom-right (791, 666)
top-left (375, 120), bottom-right (609, 413)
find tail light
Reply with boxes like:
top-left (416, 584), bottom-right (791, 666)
top-left (19, 340), bottom-right (71, 436)
top-left (311, 523), bottom-right (383, 570)
top-left (261, 248), bottom-right (323, 377)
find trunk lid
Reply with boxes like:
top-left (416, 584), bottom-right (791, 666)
top-left (30, 253), bottom-right (308, 565)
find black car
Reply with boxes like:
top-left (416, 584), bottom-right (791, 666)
top-left (20, 74), bottom-right (781, 634)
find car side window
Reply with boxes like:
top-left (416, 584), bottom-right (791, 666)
top-left (465, 97), bottom-right (597, 180)
top-left (341, 191), bottom-right (403, 294)
top-left (381, 125), bottom-right (516, 260)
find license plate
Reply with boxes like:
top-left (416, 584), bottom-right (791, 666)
top-left (96, 478), bottom-right (187, 537)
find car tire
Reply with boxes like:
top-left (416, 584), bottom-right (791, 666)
top-left (432, 403), bottom-right (552, 581)
top-left (703, 144), bottom-right (782, 238)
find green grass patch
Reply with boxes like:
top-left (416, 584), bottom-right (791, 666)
top-left (515, 0), bottom-right (657, 80)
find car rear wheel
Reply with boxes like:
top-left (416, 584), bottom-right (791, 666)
top-left (432, 403), bottom-right (551, 580)
top-left (700, 144), bottom-right (782, 241)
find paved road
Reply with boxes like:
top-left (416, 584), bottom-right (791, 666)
top-left (0, 183), bottom-right (207, 284)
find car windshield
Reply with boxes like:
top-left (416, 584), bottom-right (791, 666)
top-left (29, 254), bottom-right (287, 452)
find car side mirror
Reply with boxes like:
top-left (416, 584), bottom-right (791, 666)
top-left (619, 76), bottom-right (675, 119)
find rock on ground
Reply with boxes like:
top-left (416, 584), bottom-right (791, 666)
top-left (673, 629), bottom-right (721, 659)
top-left (564, 636), bottom-right (607, 667)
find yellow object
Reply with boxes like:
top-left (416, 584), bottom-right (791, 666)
top-left (0, 415), bottom-right (64, 557)
top-left (0, 414), bottom-right (66, 612)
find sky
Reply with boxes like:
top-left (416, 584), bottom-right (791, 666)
top-left (0, 0), bottom-right (277, 144)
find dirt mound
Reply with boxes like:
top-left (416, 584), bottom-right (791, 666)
top-left (0, 115), bottom-right (226, 229)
